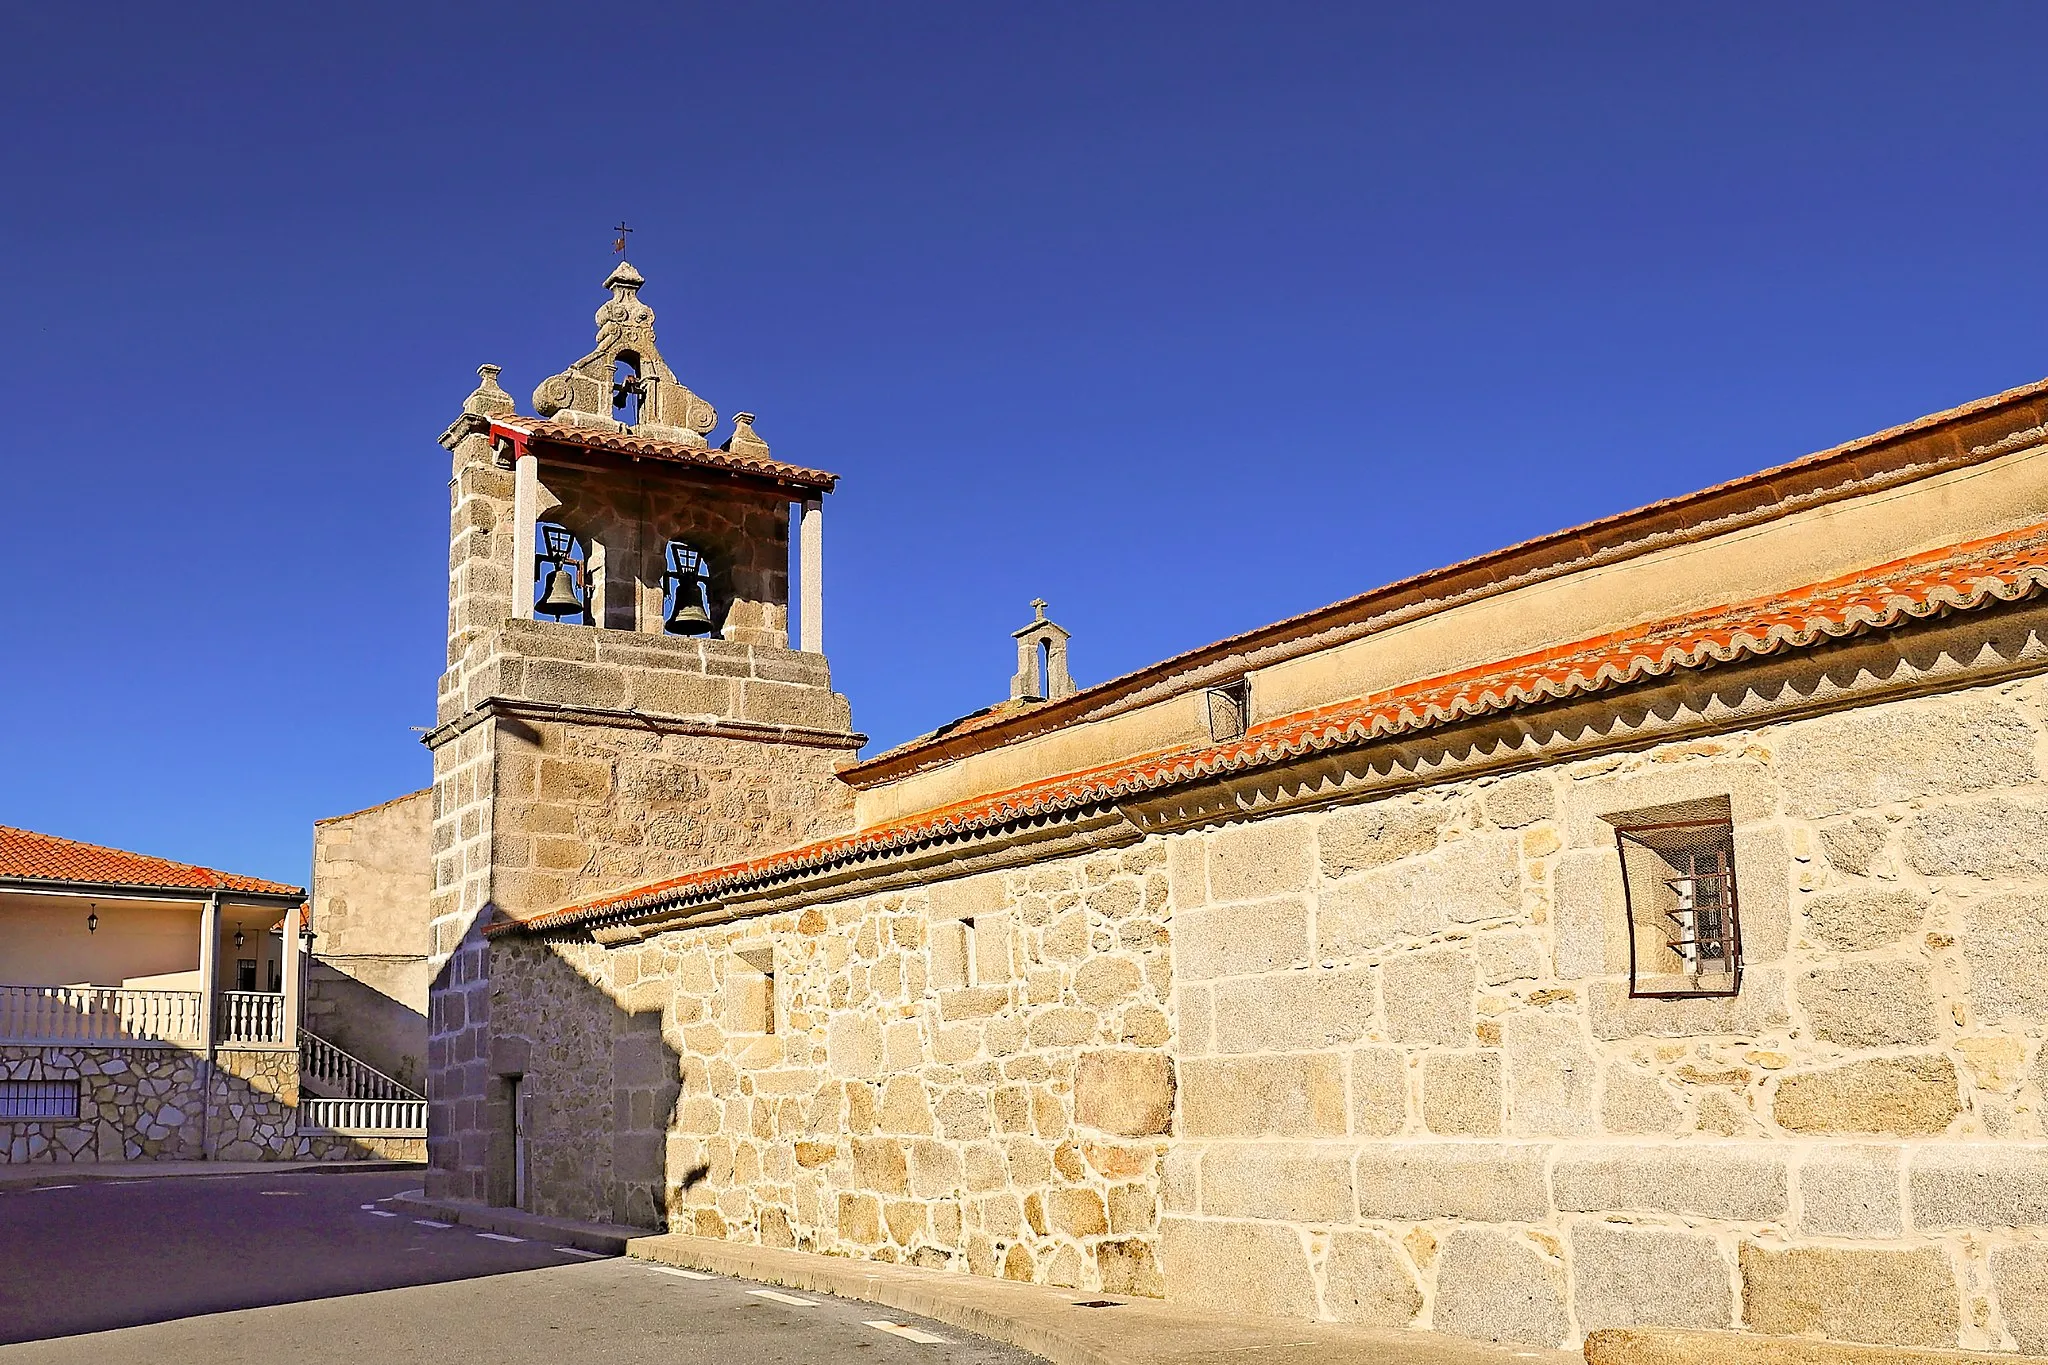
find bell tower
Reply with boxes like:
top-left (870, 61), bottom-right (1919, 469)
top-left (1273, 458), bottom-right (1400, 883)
top-left (422, 262), bottom-right (861, 1203)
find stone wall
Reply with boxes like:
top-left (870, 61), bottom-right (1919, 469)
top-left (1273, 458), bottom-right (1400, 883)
top-left (1, 1044), bottom-right (408, 1164)
top-left (480, 669), bottom-right (2048, 1354)
top-left (310, 789), bottom-right (433, 1089)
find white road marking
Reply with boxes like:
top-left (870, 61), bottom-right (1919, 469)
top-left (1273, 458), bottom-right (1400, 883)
top-left (645, 1266), bottom-right (719, 1280)
top-left (554, 1247), bottom-right (606, 1258)
top-left (368, 1210), bottom-right (399, 1218)
top-left (360, 1203), bottom-right (379, 1210)
top-left (748, 1289), bottom-right (818, 1307)
top-left (259, 1191), bottom-right (302, 1197)
top-left (27, 1185), bottom-right (76, 1192)
top-left (413, 1219), bottom-right (453, 1228)
top-left (864, 1321), bottom-right (950, 1344)
top-left (476, 1232), bottom-right (525, 1243)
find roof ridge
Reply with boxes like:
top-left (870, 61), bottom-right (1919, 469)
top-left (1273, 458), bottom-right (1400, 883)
top-left (0, 824), bottom-right (304, 897)
top-left (501, 517), bottom-right (2048, 938)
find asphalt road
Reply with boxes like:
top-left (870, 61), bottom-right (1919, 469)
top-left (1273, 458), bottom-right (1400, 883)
top-left (0, 1170), bottom-right (1043, 1364)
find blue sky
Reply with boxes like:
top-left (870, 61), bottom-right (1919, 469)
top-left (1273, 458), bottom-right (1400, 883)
top-left (4, 3), bottom-right (2045, 886)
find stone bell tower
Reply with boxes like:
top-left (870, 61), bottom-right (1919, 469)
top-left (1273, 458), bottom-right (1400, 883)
top-left (422, 262), bottom-right (861, 1202)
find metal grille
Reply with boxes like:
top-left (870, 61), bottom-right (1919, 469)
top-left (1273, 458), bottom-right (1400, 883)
top-left (0, 1080), bottom-right (81, 1120)
top-left (1615, 810), bottom-right (1742, 999)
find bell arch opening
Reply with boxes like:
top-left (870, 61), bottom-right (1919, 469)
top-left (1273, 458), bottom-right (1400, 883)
top-left (660, 539), bottom-right (715, 637)
top-left (611, 353), bottom-right (644, 426)
top-left (534, 521), bottom-right (592, 625)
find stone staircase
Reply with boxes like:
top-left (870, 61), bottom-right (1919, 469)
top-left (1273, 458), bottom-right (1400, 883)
top-left (298, 1028), bottom-right (424, 1106)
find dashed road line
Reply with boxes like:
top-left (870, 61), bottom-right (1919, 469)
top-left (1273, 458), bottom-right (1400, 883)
top-left (367, 1210), bottom-right (399, 1218)
top-left (748, 1289), bottom-right (818, 1307)
top-left (553, 1246), bottom-right (606, 1258)
top-left (359, 1203), bottom-right (380, 1210)
top-left (644, 1266), bottom-right (719, 1280)
top-left (865, 1321), bottom-right (951, 1345)
top-left (26, 1185), bottom-right (76, 1192)
top-left (476, 1232), bottom-right (525, 1243)
top-left (413, 1219), bottom-right (453, 1228)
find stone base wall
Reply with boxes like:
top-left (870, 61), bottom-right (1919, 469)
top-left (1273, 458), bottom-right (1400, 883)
top-left (448, 667), bottom-right (2048, 1353)
top-left (2, 1044), bottom-right (410, 1165)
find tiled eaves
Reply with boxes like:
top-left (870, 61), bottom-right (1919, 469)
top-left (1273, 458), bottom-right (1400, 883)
top-left (842, 376), bottom-right (2048, 787)
top-left (488, 417), bottom-right (839, 493)
top-left (496, 519), bottom-right (2048, 940)
top-left (0, 825), bottom-right (305, 899)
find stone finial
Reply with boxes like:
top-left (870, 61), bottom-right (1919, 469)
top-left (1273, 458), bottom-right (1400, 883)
top-left (461, 363), bottom-right (517, 418)
top-left (1010, 600), bottom-right (1076, 702)
top-left (722, 412), bottom-right (772, 460)
top-left (529, 261), bottom-right (718, 445)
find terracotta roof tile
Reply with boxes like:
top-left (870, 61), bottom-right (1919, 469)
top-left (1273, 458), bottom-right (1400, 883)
top-left (490, 417), bottom-right (839, 492)
top-left (500, 519), bottom-right (2048, 938)
top-left (0, 826), bottom-right (303, 898)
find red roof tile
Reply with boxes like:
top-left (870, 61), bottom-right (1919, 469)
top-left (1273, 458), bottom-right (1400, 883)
top-left (490, 417), bottom-right (839, 493)
top-left (0, 826), bottom-right (303, 898)
top-left (501, 518), bottom-right (2048, 938)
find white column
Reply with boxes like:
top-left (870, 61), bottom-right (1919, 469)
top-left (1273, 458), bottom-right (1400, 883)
top-left (799, 499), bottom-right (824, 654)
top-left (197, 894), bottom-right (221, 1052)
top-left (281, 909), bottom-right (303, 1047)
top-left (511, 448), bottom-right (539, 621)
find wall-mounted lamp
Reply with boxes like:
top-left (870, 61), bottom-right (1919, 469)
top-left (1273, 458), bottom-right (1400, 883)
top-left (233, 923), bottom-right (246, 951)
top-left (86, 906), bottom-right (98, 935)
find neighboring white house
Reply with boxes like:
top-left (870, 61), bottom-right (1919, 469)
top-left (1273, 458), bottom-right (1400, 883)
top-left (0, 825), bottom-right (423, 1163)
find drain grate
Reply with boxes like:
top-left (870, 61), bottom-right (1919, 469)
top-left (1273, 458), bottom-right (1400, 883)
top-left (1071, 1300), bottom-right (1125, 1309)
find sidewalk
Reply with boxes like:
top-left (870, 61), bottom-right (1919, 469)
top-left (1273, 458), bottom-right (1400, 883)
top-left (391, 1189), bottom-right (1573, 1365)
top-left (0, 1159), bottom-right (425, 1192)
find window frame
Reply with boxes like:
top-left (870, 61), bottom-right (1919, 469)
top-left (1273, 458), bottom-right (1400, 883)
top-left (1610, 805), bottom-right (1745, 1001)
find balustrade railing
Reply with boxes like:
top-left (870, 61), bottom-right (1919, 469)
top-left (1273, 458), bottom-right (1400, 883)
top-left (299, 1097), bottom-right (427, 1134)
top-left (300, 1029), bottom-right (421, 1101)
top-left (217, 991), bottom-right (285, 1045)
top-left (0, 985), bottom-right (202, 1044)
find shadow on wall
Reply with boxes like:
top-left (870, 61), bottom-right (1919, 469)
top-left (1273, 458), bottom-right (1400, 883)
top-left (304, 962), bottom-right (427, 1093)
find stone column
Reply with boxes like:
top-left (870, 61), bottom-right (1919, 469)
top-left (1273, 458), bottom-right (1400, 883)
top-left (280, 909), bottom-right (303, 1047)
top-left (799, 499), bottom-right (824, 654)
top-left (197, 893), bottom-right (221, 1052)
top-left (511, 447), bottom-right (539, 621)
top-left (197, 893), bottom-right (220, 1160)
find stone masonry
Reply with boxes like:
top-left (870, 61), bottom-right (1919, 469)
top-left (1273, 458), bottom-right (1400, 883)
top-left (479, 670), bottom-right (2048, 1352)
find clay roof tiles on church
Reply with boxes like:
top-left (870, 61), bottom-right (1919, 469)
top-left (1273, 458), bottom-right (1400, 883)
top-left (487, 417), bottom-right (839, 493)
top-left (0, 826), bottom-right (304, 899)
top-left (499, 517), bottom-right (2048, 939)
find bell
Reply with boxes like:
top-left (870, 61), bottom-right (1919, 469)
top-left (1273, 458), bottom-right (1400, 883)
top-left (664, 577), bottom-right (713, 635)
top-left (536, 566), bottom-right (583, 618)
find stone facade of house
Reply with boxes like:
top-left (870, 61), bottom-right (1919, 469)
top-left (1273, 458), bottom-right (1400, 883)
top-left (309, 789), bottom-right (434, 1091)
top-left (411, 265), bottom-right (2048, 1353)
top-left (0, 1043), bottom-right (421, 1163)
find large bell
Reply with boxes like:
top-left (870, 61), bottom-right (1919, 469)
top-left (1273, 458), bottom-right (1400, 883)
top-left (536, 566), bottom-right (583, 618)
top-left (664, 576), bottom-right (713, 635)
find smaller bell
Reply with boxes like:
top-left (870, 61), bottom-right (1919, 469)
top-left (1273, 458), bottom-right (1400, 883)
top-left (664, 576), bottom-right (713, 635)
top-left (536, 567), bottom-right (583, 618)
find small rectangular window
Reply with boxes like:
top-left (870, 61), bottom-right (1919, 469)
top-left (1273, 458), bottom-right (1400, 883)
top-left (726, 947), bottom-right (775, 1035)
top-left (1206, 678), bottom-right (1251, 743)
top-left (0, 1080), bottom-right (81, 1120)
top-left (1608, 796), bottom-right (1742, 999)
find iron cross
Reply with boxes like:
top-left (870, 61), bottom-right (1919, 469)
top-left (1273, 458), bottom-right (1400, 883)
top-left (612, 222), bottom-right (633, 254)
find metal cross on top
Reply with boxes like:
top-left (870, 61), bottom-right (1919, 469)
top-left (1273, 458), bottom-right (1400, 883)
top-left (612, 222), bottom-right (633, 254)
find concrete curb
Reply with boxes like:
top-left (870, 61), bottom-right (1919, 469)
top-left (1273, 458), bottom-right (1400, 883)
top-left (388, 1190), bottom-right (645, 1256)
top-left (1585, 1329), bottom-right (2048, 1365)
top-left (0, 1159), bottom-right (426, 1193)
top-left (628, 1230), bottom-right (1576, 1365)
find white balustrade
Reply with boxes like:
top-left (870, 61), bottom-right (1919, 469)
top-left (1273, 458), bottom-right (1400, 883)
top-left (217, 991), bottom-right (285, 1045)
top-left (299, 1029), bottom-right (421, 1102)
top-left (0, 985), bottom-right (202, 1044)
top-left (299, 1097), bottom-right (427, 1135)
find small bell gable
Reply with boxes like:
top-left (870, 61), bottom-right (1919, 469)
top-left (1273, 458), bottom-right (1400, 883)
top-left (531, 261), bottom-right (718, 446)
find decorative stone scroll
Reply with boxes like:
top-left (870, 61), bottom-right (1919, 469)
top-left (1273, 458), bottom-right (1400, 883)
top-left (531, 262), bottom-right (719, 446)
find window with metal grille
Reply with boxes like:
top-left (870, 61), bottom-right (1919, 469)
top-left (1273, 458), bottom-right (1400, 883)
top-left (1607, 796), bottom-right (1742, 999)
top-left (1205, 678), bottom-right (1251, 743)
top-left (0, 1080), bottom-right (81, 1120)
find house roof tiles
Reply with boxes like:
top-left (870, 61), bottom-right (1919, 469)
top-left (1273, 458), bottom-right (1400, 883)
top-left (0, 826), bottom-right (304, 899)
top-left (500, 517), bottom-right (2048, 939)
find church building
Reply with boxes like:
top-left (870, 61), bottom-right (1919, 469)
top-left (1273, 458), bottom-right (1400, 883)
top-left (401, 261), bottom-right (2048, 1355)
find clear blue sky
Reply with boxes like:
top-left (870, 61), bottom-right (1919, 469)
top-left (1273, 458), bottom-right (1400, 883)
top-left (4, 3), bottom-right (2044, 886)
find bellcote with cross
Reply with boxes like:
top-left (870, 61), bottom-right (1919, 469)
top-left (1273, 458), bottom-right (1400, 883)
top-left (432, 262), bottom-right (851, 745)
